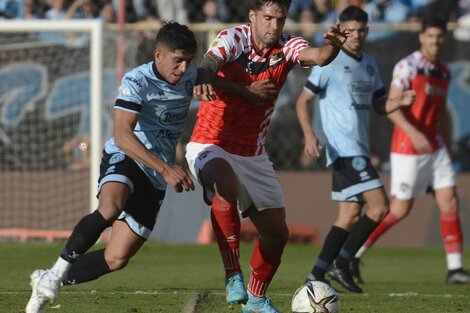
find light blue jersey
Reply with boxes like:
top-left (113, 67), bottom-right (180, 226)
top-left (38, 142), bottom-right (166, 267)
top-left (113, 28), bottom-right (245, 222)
top-left (304, 49), bottom-right (386, 165)
top-left (105, 62), bottom-right (197, 190)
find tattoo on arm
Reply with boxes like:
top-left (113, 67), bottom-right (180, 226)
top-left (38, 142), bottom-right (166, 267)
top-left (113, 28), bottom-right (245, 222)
top-left (201, 53), bottom-right (224, 75)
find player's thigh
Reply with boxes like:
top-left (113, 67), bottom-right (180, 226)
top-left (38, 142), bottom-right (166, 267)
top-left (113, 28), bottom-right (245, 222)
top-left (105, 220), bottom-right (146, 268)
top-left (98, 182), bottom-right (130, 219)
top-left (185, 143), bottom-right (237, 200)
top-left (431, 147), bottom-right (456, 192)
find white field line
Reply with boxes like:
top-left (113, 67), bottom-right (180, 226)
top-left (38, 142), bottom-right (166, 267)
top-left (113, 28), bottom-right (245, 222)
top-left (4, 290), bottom-right (470, 299)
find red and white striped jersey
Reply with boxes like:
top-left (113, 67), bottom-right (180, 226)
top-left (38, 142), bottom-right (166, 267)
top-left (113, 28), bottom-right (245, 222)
top-left (190, 24), bottom-right (309, 156)
top-left (390, 51), bottom-right (450, 155)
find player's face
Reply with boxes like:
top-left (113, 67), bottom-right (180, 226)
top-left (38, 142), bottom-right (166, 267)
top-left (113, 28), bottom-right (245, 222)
top-left (341, 20), bottom-right (368, 55)
top-left (419, 27), bottom-right (445, 61)
top-left (154, 45), bottom-right (194, 85)
top-left (249, 3), bottom-right (288, 50)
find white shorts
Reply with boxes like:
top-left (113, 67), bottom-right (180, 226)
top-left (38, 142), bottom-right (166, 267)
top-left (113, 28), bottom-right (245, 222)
top-left (185, 142), bottom-right (285, 214)
top-left (390, 146), bottom-right (456, 200)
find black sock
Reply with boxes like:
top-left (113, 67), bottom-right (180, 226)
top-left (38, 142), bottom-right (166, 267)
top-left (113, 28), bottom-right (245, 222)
top-left (61, 210), bottom-right (112, 263)
top-left (311, 226), bottom-right (349, 280)
top-left (63, 249), bottom-right (111, 285)
top-left (335, 214), bottom-right (379, 269)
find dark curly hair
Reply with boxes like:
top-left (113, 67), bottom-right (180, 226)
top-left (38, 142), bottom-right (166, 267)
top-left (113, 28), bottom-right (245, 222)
top-left (155, 21), bottom-right (197, 55)
top-left (251, 0), bottom-right (292, 11)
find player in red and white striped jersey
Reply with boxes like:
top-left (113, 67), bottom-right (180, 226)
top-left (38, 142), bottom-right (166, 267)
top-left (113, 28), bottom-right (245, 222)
top-left (353, 16), bottom-right (470, 285)
top-left (187, 1), bottom-right (348, 311)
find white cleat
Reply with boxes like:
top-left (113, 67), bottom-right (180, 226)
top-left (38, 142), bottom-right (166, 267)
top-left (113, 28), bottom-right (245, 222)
top-left (26, 270), bottom-right (48, 313)
top-left (33, 269), bottom-right (61, 302)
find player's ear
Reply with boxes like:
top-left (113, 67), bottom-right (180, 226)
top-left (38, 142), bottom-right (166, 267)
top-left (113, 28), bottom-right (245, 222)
top-left (154, 48), bottom-right (161, 63)
top-left (249, 10), bottom-right (256, 24)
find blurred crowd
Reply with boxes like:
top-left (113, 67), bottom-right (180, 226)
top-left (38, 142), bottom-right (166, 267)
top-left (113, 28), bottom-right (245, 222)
top-left (1, 0), bottom-right (470, 25)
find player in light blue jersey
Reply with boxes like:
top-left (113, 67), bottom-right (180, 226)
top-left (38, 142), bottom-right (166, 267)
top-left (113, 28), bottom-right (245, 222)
top-left (26, 22), bottom-right (214, 313)
top-left (296, 6), bottom-right (416, 293)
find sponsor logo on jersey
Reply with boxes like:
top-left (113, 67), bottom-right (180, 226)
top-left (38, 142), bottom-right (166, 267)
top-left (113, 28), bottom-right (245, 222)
top-left (352, 156), bottom-right (367, 171)
top-left (425, 82), bottom-right (447, 98)
top-left (109, 153), bottom-right (125, 164)
top-left (269, 53), bottom-right (283, 68)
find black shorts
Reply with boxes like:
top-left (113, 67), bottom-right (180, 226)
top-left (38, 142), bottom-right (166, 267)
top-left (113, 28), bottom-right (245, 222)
top-left (98, 151), bottom-right (165, 239)
top-left (331, 156), bottom-right (383, 202)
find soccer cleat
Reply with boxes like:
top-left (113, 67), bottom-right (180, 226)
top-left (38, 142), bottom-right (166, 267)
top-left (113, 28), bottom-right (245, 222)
top-left (304, 273), bottom-right (330, 285)
top-left (243, 293), bottom-right (281, 313)
top-left (225, 272), bottom-right (248, 305)
top-left (33, 269), bottom-right (62, 302)
top-left (446, 269), bottom-right (470, 284)
top-left (26, 270), bottom-right (48, 313)
top-left (327, 261), bottom-right (363, 293)
top-left (349, 257), bottom-right (364, 284)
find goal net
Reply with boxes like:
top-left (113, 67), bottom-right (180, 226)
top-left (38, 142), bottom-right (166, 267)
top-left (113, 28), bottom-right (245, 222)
top-left (0, 20), bottom-right (109, 241)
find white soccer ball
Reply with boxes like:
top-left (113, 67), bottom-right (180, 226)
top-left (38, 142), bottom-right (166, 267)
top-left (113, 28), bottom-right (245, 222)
top-left (291, 280), bottom-right (340, 313)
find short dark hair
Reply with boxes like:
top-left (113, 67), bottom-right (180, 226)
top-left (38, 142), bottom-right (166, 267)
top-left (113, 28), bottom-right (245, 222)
top-left (251, 0), bottom-right (292, 11)
top-left (339, 5), bottom-right (368, 24)
top-left (420, 16), bottom-right (447, 33)
top-left (155, 21), bottom-right (197, 55)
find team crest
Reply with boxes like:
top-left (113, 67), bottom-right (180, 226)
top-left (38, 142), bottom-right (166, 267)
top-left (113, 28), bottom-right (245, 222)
top-left (352, 156), bottom-right (366, 171)
top-left (121, 87), bottom-right (132, 96)
top-left (109, 153), bottom-right (125, 164)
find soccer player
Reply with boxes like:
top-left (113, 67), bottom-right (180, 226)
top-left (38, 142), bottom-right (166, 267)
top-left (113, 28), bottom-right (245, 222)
top-left (186, 1), bottom-right (349, 312)
top-left (353, 16), bottom-right (470, 285)
top-left (296, 5), bottom-right (416, 293)
top-left (25, 21), bottom-right (214, 313)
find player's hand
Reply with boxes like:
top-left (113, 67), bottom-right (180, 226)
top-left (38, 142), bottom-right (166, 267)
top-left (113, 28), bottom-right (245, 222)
top-left (409, 130), bottom-right (432, 154)
top-left (160, 164), bottom-right (195, 193)
top-left (193, 83), bottom-right (216, 101)
top-left (303, 133), bottom-right (323, 158)
top-left (399, 90), bottom-right (416, 107)
top-left (323, 23), bottom-right (350, 48)
top-left (247, 79), bottom-right (277, 105)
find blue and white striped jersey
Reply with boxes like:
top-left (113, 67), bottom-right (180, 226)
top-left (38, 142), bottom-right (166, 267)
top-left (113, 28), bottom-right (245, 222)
top-left (304, 49), bottom-right (386, 165)
top-left (104, 61), bottom-right (197, 190)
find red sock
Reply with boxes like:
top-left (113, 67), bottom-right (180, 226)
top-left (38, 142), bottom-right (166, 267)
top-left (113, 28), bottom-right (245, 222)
top-left (211, 197), bottom-right (241, 276)
top-left (440, 211), bottom-right (463, 254)
top-left (248, 240), bottom-right (282, 297)
top-left (363, 213), bottom-right (399, 248)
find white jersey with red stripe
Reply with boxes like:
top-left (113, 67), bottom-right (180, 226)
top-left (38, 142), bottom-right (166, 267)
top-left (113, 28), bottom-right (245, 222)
top-left (190, 24), bottom-right (309, 156)
top-left (390, 51), bottom-right (450, 155)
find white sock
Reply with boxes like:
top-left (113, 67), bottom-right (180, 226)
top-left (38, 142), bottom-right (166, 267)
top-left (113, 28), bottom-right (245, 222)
top-left (50, 257), bottom-right (72, 281)
top-left (355, 246), bottom-right (367, 259)
top-left (447, 253), bottom-right (463, 271)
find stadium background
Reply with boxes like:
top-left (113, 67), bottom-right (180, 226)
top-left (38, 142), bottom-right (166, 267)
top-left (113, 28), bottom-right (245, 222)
top-left (0, 9), bottom-right (469, 247)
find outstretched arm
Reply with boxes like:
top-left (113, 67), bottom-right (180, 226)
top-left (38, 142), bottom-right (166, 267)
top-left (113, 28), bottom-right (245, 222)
top-left (298, 23), bottom-right (349, 66)
top-left (296, 90), bottom-right (322, 158)
top-left (113, 109), bottom-right (194, 192)
top-left (386, 86), bottom-right (432, 153)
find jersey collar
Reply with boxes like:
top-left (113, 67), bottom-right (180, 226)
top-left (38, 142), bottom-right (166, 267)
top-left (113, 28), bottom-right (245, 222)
top-left (341, 47), bottom-right (363, 62)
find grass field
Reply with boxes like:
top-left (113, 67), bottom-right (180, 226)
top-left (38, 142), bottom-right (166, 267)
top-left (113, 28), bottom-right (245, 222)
top-left (2, 242), bottom-right (470, 313)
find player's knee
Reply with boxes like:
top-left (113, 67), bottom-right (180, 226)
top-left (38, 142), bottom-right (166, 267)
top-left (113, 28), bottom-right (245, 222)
top-left (213, 181), bottom-right (238, 202)
top-left (97, 204), bottom-right (123, 221)
top-left (440, 195), bottom-right (459, 213)
top-left (265, 224), bottom-right (289, 249)
top-left (367, 203), bottom-right (389, 222)
top-left (105, 254), bottom-right (130, 271)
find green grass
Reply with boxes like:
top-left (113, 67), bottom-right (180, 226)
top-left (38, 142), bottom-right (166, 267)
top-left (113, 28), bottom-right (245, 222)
top-left (2, 242), bottom-right (470, 312)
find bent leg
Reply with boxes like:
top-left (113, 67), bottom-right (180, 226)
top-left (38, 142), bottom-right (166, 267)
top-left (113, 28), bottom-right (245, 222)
top-left (247, 207), bottom-right (289, 297)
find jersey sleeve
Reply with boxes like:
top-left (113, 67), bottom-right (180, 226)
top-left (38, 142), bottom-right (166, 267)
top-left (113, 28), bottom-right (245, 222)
top-left (391, 58), bottom-right (413, 90)
top-left (283, 36), bottom-right (310, 64)
top-left (303, 67), bottom-right (326, 95)
top-left (206, 27), bottom-right (245, 64)
top-left (115, 71), bottom-right (145, 114)
top-left (372, 60), bottom-right (387, 101)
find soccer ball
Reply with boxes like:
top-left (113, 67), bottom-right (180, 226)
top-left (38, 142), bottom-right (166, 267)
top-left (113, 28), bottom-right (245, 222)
top-left (291, 280), bottom-right (340, 313)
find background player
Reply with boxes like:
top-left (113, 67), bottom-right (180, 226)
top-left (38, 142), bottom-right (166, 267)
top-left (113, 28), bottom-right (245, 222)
top-left (187, 0), bottom-right (349, 311)
top-left (296, 5), bottom-right (416, 293)
top-left (353, 16), bottom-right (470, 285)
top-left (26, 21), bottom-right (214, 313)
